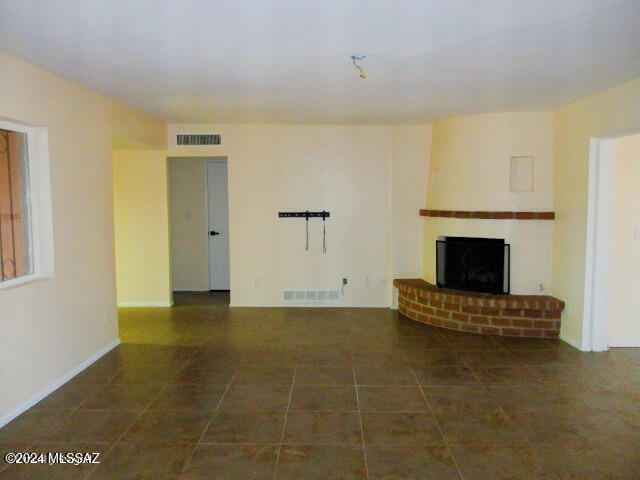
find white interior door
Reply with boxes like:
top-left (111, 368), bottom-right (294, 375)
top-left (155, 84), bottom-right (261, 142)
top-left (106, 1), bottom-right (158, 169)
top-left (207, 162), bottom-right (230, 290)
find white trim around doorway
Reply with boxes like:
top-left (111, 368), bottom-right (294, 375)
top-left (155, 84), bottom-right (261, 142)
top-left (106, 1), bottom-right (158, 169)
top-left (583, 129), bottom-right (640, 351)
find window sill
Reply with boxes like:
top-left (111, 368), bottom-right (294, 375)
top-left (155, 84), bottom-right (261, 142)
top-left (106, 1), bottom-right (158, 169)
top-left (0, 274), bottom-right (50, 291)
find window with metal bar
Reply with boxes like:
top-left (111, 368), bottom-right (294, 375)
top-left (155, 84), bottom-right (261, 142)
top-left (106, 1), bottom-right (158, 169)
top-left (0, 128), bottom-right (33, 282)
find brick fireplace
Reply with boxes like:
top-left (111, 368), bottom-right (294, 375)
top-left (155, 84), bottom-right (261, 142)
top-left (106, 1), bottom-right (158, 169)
top-left (409, 208), bottom-right (564, 337)
top-left (410, 112), bottom-right (563, 337)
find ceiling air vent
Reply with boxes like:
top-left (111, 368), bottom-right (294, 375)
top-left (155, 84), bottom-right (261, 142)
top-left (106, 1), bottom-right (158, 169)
top-left (176, 134), bottom-right (221, 146)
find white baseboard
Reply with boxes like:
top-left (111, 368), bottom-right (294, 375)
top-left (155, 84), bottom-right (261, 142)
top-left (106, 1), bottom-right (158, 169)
top-left (0, 338), bottom-right (121, 428)
top-left (173, 288), bottom-right (209, 292)
top-left (559, 333), bottom-right (588, 351)
top-left (117, 301), bottom-right (172, 307)
top-left (229, 302), bottom-right (390, 308)
top-left (607, 338), bottom-right (640, 348)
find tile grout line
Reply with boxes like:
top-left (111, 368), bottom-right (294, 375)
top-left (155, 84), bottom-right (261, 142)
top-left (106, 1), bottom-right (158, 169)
top-left (453, 352), bottom-right (552, 475)
top-left (0, 360), bottom-right (141, 477)
top-left (0, 441), bottom-right (34, 474)
top-left (1, 379), bottom-right (107, 474)
top-left (52, 382), bottom-right (109, 479)
top-left (462, 360), bottom-right (483, 384)
top-left (410, 367), bottom-right (465, 480)
top-left (55, 370), bottom-right (158, 480)
top-left (177, 369), bottom-right (238, 480)
top-left (5, 312), bottom-right (620, 479)
top-left (272, 366), bottom-right (297, 479)
top-left (490, 393), bottom-right (563, 480)
top-left (353, 365), bottom-right (370, 480)
top-left (83, 344), bottom-right (204, 480)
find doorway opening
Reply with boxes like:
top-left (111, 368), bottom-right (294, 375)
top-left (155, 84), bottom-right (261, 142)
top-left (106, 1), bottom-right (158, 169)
top-left (584, 130), bottom-right (640, 351)
top-left (168, 157), bottom-right (230, 305)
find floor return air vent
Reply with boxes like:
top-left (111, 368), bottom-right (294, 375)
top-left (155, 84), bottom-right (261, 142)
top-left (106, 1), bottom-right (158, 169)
top-left (283, 290), bottom-right (340, 303)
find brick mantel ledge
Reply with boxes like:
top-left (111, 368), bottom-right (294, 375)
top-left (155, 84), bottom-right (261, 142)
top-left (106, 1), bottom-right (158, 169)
top-left (394, 279), bottom-right (564, 338)
top-left (420, 209), bottom-right (555, 220)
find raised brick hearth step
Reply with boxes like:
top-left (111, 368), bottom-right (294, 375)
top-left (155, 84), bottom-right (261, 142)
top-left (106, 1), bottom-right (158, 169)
top-left (394, 279), bottom-right (564, 338)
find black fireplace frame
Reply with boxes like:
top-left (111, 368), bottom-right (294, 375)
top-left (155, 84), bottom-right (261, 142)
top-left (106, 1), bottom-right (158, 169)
top-left (436, 237), bottom-right (510, 294)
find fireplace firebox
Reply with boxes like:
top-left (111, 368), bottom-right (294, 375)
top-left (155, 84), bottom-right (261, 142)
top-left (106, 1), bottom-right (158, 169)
top-left (436, 237), bottom-right (510, 294)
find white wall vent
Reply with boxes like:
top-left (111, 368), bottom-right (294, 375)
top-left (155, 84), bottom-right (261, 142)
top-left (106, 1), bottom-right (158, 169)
top-left (283, 290), bottom-right (341, 304)
top-left (176, 134), bottom-right (221, 146)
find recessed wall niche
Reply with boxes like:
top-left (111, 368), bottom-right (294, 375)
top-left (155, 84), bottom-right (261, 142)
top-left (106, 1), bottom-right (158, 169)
top-left (510, 155), bottom-right (534, 192)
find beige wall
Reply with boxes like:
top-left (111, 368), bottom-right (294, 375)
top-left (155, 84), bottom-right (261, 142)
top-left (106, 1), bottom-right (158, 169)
top-left (426, 112), bottom-right (554, 211)
top-left (168, 157), bottom-right (210, 291)
top-left (608, 133), bottom-right (640, 344)
top-left (0, 50), bottom-right (165, 423)
top-left (553, 77), bottom-right (640, 348)
top-left (168, 125), bottom-right (393, 306)
top-left (423, 112), bottom-right (554, 295)
top-left (113, 150), bottom-right (172, 306)
top-left (391, 125), bottom-right (432, 276)
top-left (162, 124), bottom-right (431, 307)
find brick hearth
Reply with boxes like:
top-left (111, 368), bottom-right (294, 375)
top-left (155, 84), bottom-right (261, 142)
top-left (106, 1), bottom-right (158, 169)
top-left (394, 278), bottom-right (564, 338)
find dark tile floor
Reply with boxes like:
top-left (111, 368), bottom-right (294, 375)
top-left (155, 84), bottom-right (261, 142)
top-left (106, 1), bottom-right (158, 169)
top-left (1, 292), bottom-right (639, 479)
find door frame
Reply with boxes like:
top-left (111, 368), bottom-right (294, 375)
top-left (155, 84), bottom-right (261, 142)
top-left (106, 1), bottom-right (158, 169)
top-left (583, 129), bottom-right (640, 351)
top-left (205, 158), bottom-right (230, 291)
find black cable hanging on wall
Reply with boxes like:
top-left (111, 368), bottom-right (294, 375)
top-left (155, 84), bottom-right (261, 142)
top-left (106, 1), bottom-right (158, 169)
top-left (278, 211), bottom-right (330, 253)
top-left (322, 214), bottom-right (327, 253)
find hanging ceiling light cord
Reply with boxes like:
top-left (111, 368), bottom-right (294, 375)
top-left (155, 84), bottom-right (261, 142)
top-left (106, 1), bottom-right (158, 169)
top-left (351, 55), bottom-right (367, 79)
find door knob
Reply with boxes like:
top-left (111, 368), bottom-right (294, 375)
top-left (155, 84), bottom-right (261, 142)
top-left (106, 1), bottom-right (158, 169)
top-left (210, 231), bottom-right (220, 236)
